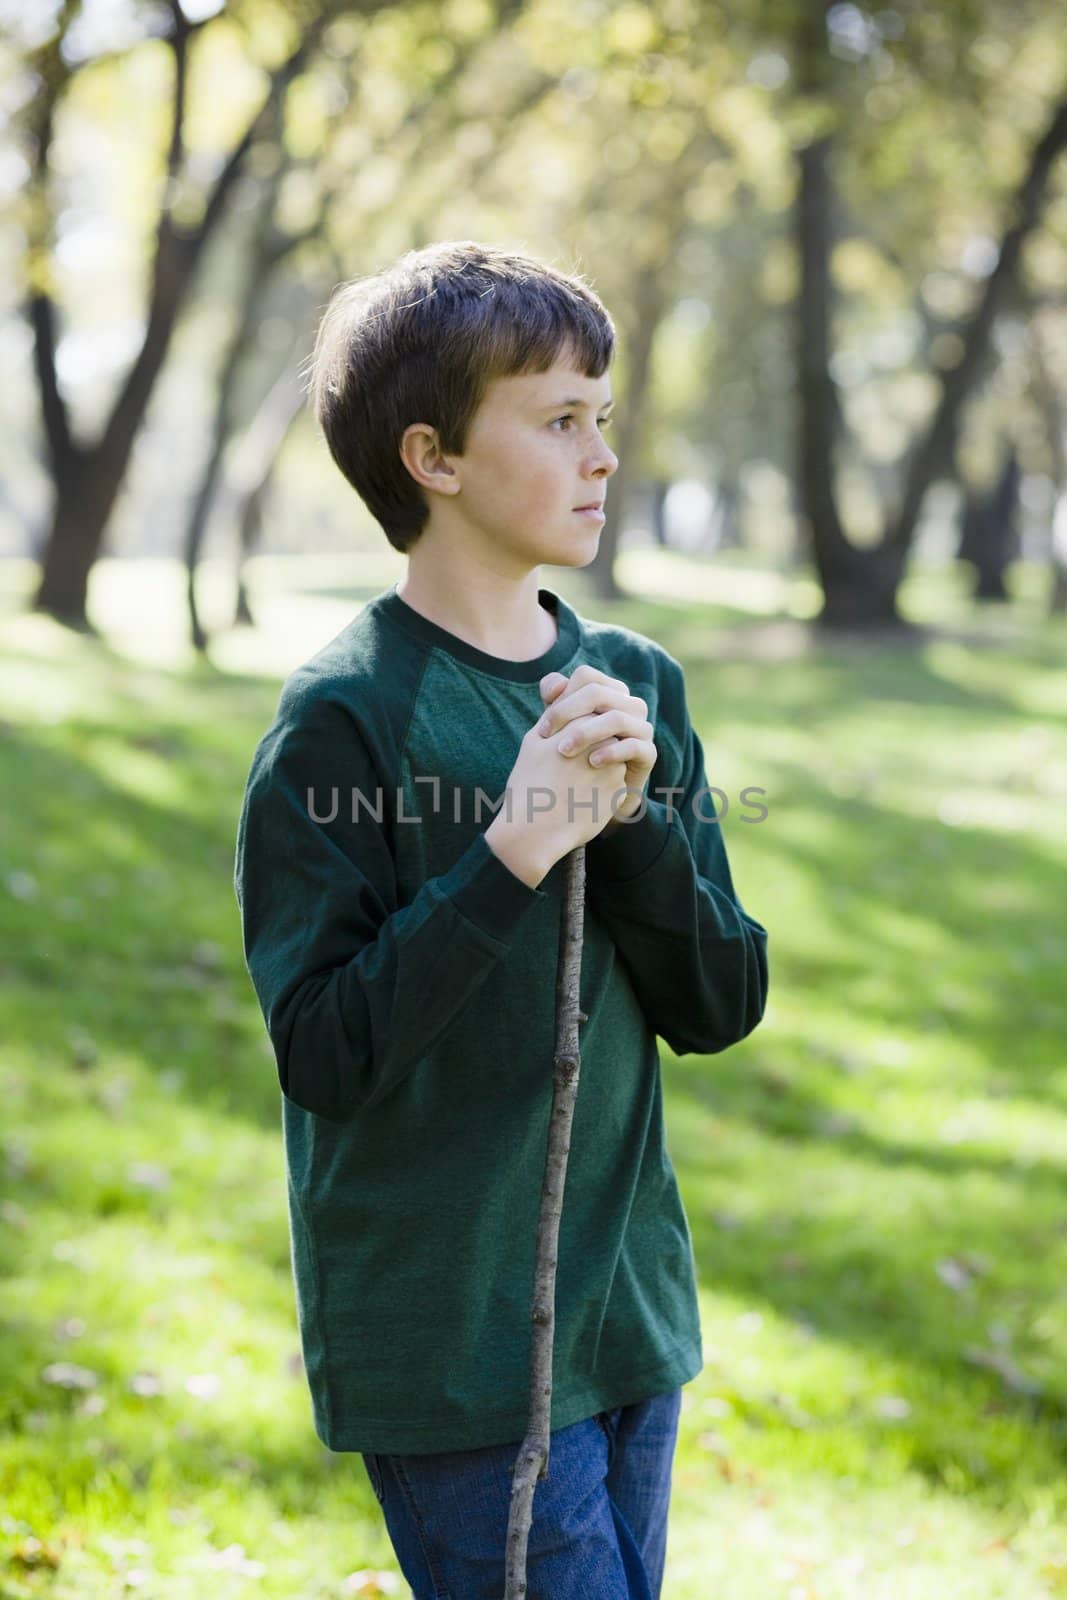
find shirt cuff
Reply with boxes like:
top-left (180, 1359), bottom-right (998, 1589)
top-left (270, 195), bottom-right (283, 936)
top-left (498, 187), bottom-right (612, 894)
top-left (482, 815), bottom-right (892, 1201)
top-left (439, 829), bottom-right (548, 946)
top-left (584, 798), bottom-right (674, 884)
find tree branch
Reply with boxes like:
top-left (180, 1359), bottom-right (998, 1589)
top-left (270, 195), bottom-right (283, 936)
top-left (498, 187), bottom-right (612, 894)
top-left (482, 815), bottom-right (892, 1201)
top-left (22, 0), bottom-right (81, 473)
top-left (883, 90), bottom-right (1067, 556)
top-left (99, 9), bottom-right (343, 469)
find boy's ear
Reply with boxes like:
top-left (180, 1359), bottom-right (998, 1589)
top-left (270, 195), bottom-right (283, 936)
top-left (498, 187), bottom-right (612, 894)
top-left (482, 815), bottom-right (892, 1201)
top-left (398, 422), bottom-right (460, 495)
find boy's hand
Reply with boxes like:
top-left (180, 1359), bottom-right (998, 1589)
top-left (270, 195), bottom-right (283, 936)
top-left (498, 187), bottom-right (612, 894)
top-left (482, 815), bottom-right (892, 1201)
top-left (484, 666), bottom-right (656, 887)
top-left (537, 666), bottom-right (656, 831)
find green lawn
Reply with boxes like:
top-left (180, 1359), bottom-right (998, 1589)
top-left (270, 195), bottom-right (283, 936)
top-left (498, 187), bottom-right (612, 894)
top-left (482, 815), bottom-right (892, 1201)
top-left (1, 552), bottom-right (1066, 1599)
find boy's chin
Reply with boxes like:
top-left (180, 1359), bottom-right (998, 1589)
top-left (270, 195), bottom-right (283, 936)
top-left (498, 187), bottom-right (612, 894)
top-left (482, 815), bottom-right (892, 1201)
top-left (550, 532), bottom-right (601, 566)
top-left (545, 548), bottom-right (598, 570)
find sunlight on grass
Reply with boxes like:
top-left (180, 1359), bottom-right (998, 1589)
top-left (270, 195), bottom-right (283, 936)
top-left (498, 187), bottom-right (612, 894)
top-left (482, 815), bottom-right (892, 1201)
top-left (1, 556), bottom-right (1066, 1599)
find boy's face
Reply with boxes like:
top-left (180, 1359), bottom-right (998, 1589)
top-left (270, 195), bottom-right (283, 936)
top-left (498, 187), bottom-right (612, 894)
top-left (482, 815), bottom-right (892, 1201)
top-left (429, 347), bottom-right (618, 571)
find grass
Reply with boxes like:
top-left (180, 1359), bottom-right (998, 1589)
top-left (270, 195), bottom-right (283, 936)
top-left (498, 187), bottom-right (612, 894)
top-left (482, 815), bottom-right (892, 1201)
top-left (1, 548), bottom-right (1066, 1599)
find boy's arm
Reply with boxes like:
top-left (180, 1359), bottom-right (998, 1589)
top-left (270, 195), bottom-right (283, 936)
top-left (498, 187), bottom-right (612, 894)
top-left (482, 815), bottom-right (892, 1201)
top-left (234, 688), bottom-right (547, 1123)
top-left (582, 661), bottom-right (769, 1056)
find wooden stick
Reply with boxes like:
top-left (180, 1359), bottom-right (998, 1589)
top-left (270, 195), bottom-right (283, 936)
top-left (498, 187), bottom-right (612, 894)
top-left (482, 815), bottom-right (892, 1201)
top-left (503, 843), bottom-right (588, 1598)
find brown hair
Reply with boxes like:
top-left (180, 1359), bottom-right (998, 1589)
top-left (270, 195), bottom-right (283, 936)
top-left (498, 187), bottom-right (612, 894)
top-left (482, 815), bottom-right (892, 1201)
top-left (304, 240), bottom-right (615, 553)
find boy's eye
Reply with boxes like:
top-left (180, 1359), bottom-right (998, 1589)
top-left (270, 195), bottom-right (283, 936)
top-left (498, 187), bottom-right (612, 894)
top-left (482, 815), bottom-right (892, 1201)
top-left (551, 414), bottom-right (613, 431)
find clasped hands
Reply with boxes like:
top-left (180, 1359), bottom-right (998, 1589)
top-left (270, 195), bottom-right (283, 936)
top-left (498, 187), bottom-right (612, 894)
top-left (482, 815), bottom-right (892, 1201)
top-left (537, 664), bottom-right (657, 832)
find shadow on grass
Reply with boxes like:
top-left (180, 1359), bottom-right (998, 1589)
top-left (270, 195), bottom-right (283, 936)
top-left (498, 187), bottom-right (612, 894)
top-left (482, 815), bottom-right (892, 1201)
top-left (0, 703), bottom-right (281, 1133)
top-left (745, 759), bottom-right (1064, 1069)
top-left (2, 618), bottom-right (1066, 1525)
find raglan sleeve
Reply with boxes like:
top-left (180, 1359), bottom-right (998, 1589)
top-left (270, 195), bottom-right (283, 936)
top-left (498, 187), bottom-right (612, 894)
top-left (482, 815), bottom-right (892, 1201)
top-left (233, 682), bottom-right (547, 1122)
top-left (581, 654), bottom-right (768, 1056)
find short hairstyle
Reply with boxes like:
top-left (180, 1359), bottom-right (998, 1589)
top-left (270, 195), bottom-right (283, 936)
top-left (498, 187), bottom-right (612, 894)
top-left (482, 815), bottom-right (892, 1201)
top-left (305, 240), bottom-right (615, 553)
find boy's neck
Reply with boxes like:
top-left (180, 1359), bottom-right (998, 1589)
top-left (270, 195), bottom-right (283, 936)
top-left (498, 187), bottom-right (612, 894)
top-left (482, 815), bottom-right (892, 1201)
top-left (395, 553), bottom-right (558, 663)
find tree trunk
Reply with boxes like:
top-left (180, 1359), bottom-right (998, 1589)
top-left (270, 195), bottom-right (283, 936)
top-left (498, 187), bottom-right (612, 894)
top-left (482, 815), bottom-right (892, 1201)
top-left (34, 481), bottom-right (99, 628)
top-left (711, 477), bottom-right (742, 552)
top-left (232, 471), bottom-right (272, 627)
top-left (1050, 558), bottom-right (1067, 617)
top-left (185, 421), bottom-right (232, 653)
top-left (586, 134), bottom-right (709, 603)
top-left (1026, 308), bottom-right (1067, 617)
top-left (27, 13), bottom-right (333, 628)
top-left (34, 443), bottom-right (133, 627)
top-left (588, 261), bottom-right (673, 600)
top-left (791, 3), bottom-right (1067, 632)
top-left (649, 478), bottom-right (670, 548)
top-left (183, 261), bottom-right (269, 652)
top-left (32, 240), bottom-right (186, 626)
top-left (958, 447), bottom-right (1020, 603)
top-left (227, 364), bottom-right (306, 627)
top-left (793, 121), bottom-right (907, 628)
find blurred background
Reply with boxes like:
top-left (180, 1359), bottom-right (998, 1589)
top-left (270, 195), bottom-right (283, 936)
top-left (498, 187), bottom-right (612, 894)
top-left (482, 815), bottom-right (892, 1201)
top-left (1, 3), bottom-right (1066, 1597)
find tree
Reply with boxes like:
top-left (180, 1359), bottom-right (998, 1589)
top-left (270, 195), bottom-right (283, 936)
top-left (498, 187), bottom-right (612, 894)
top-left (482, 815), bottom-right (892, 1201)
top-left (789, 1), bottom-right (1067, 627)
top-left (956, 444), bottom-right (1022, 601)
top-left (587, 131), bottom-right (711, 600)
top-left (180, 0), bottom-right (552, 649)
top-left (17, 0), bottom-right (348, 628)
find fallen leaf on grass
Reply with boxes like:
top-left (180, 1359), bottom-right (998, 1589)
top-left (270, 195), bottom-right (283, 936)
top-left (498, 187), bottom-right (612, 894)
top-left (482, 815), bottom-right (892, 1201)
top-left (127, 1162), bottom-right (170, 1192)
top-left (4, 1139), bottom-right (32, 1178)
top-left (962, 1345), bottom-right (1042, 1396)
top-left (767, 1391), bottom-right (813, 1428)
top-left (755, 1067), bottom-right (790, 1095)
top-left (815, 1111), bottom-right (857, 1138)
top-left (184, 1373), bottom-right (222, 1400)
top-left (936, 1257), bottom-right (975, 1293)
top-left (67, 1026), bottom-right (97, 1070)
top-left (6, 871), bottom-right (39, 902)
top-left (715, 1456), bottom-right (765, 1487)
top-left (1040, 1556), bottom-right (1067, 1593)
top-left (701, 1396), bottom-right (734, 1419)
top-left (775, 1252), bottom-right (808, 1274)
top-left (872, 1395), bottom-right (911, 1420)
top-left (342, 1571), bottom-right (401, 1595)
top-left (128, 1372), bottom-right (165, 1397)
top-left (202, 1544), bottom-right (266, 1578)
top-left (9, 1536), bottom-right (62, 1569)
top-left (190, 940), bottom-right (222, 971)
top-left (41, 1362), bottom-right (98, 1390)
top-left (0, 1199), bottom-right (28, 1229)
top-left (823, 1045), bottom-right (865, 1075)
top-left (95, 1078), bottom-right (131, 1117)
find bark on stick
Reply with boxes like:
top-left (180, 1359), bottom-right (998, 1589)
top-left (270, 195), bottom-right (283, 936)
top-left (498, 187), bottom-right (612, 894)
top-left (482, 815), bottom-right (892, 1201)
top-left (503, 843), bottom-right (588, 1598)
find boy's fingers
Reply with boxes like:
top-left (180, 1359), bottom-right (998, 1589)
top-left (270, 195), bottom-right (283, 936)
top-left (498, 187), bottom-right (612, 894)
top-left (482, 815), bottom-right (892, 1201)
top-left (539, 672), bottom-right (569, 701)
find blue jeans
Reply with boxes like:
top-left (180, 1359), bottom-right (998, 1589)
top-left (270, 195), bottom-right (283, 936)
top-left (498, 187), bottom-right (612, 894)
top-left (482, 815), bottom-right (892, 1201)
top-left (362, 1387), bottom-right (682, 1599)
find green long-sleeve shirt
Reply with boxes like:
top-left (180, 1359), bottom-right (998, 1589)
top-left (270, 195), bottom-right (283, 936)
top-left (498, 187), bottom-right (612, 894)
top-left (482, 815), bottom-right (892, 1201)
top-left (233, 581), bottom-right (768, 1454)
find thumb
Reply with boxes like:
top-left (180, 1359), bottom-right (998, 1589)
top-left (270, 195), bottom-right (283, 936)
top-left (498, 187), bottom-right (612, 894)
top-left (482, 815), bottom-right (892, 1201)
top-left (539, 671), bottom-right (569, 702)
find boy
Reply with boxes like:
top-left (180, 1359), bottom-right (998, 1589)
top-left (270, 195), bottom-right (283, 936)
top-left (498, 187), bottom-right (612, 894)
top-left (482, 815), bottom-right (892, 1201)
top-left (234, 240), bottom-right (769, 1597)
